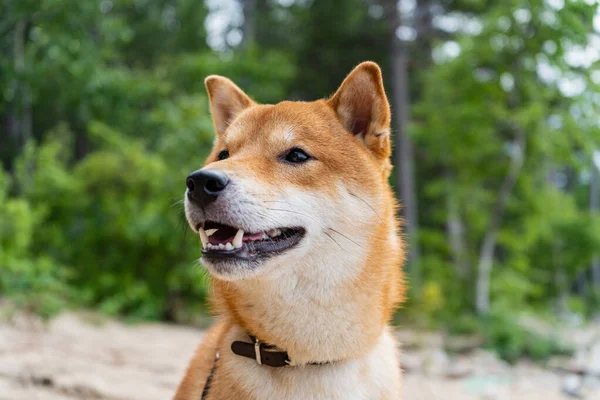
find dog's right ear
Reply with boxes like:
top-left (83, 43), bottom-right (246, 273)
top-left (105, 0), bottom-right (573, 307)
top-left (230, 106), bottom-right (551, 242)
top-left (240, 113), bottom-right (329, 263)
top-left (327, 62), bottom-right (391, 161)
top-left (205, 76), bottom-right (255, 136)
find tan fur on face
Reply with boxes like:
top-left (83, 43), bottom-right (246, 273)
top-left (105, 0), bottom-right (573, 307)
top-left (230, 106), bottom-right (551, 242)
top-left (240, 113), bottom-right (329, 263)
top-left (175, 62), bottom-right (405, 400)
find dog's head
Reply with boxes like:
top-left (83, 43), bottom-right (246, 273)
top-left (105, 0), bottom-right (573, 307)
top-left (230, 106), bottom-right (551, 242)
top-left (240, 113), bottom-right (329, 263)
top-left (185, 62), bottom-right (397, 281)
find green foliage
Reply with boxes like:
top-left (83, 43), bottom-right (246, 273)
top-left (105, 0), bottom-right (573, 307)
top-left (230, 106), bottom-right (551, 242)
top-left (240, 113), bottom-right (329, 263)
top-left (0, 0), bottom-right (599, 353)
top-left (170, 48), bottom-right (296, 103)
top-left (413, 0), bottom-right (600, 318)
top-left (480, 311), bottom-right (573, 364)
top-left (2, 115), bottom-right (216, 319)
top-left (0, 0), bottom-right (300, 320)
top-left (0, 167), bottom-right (73, 318)
top-left (445, 311), bottom-right (573, 363)
top-left (0, 0), bottom-right (229, 319)
top-left (289, 0), bottom-right (389, 100)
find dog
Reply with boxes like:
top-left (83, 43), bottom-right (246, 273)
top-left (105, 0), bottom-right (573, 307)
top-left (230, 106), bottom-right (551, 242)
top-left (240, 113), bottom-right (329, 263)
top-left (175, 62), bottom-right (405, 400)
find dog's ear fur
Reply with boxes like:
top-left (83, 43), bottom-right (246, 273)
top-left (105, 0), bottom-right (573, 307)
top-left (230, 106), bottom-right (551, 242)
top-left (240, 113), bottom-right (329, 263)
top-left (205, 76), bottom-right (255, 135)
top-left (328, 62), bottom-right (391, 160)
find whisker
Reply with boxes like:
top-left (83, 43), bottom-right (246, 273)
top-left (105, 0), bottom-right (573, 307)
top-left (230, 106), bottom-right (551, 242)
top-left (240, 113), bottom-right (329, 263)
top-left (326, 227), bottom-right (364, 249)
top-left (178, 211), bottom-right (190, 240)
top-left (255, 211), bottom-right (280, 226)
top-left (348, 191), bottom-right (383, 223)
top-left (231, 204), bottom-right (362, 251)
top-left (263, 207), bottom-right (360, 248)
top-left (171, 198), bottom-right (185, 208)
top-left (324, 231), bottom-right (344, 250)
top-left (246, 189), bottom-right (285, 197)
top-left (239, 200), bottom-right (261, 207)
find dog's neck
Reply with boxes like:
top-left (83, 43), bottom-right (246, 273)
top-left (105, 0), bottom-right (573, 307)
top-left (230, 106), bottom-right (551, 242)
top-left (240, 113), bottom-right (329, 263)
top-left (213, 218), bottom-right (402, 365)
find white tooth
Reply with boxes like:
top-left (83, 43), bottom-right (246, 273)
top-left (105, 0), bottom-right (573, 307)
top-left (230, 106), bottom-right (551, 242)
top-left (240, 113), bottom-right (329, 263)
top-left (261, 232), bottom-right (269, 240)
top-left (233, 229), bottom-right (244, 248)
top-left (199, 228), bottom-right (209, 248)
top-left (269, 228), bottom-right (281, 237)
top-left (225, 242), bottom-right (233, 251)
top-left (218, 243), bottom-right (225, 250)
top-left (205, 229), bottom-right (218, 237)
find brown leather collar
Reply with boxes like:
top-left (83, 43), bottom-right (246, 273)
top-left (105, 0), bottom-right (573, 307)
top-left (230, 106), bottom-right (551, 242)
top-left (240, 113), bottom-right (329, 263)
top-left (231, 334), bottom-right (331, 368)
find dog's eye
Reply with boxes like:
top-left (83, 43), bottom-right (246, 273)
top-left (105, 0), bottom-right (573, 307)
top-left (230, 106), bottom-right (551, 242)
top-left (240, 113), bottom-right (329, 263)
top-left (283, 148), bottom-right (311, 164)
top-left (217, 150), bottom-right (229, 161)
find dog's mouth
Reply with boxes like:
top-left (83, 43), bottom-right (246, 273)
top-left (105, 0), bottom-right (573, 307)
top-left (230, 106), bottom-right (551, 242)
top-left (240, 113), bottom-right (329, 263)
top-left (197, 221), bottom-right (306, 261)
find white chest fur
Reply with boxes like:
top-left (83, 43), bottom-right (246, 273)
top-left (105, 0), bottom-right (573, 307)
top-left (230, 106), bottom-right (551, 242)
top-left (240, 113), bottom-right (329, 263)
top-left (219, 325), bottom-right (402, 400)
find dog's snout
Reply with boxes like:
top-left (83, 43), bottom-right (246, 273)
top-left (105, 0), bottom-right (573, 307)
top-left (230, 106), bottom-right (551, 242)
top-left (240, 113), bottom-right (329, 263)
top-left (186, 169), bottom-right (230, 206)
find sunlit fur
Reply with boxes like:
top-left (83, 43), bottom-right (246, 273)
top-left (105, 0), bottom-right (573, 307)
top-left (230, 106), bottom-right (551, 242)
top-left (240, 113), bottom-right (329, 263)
top-left (175, 62), bottom-right (405, 400)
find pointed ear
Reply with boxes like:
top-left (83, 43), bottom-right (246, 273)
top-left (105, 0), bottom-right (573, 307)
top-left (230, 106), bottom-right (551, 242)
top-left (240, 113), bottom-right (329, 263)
top-left (205, 76), bottom-right (256, 135)
top-left (327, 62), bottom-right (391, 160)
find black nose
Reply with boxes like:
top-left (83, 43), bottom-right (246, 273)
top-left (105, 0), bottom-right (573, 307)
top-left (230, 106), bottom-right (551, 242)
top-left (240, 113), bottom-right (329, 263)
top-left (186, 169), bottom-right (230, 206)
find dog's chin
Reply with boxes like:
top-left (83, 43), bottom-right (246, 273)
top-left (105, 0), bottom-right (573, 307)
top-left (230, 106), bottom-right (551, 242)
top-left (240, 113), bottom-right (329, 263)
top-left (201, 242), bottom-right (304, 281)
top-left (201, 257), bottom-right (272, 281)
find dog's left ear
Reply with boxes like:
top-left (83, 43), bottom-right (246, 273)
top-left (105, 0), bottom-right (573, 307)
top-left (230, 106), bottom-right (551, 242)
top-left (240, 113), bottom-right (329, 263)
top-left (328, 62), bottom-right (391, 160)
top-left (205, 76), bottom-right (256, 136)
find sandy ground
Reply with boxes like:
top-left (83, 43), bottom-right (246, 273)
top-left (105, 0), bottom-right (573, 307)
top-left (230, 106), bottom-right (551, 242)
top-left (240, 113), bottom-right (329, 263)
top-left (1, 311), bottom-right (599, 400)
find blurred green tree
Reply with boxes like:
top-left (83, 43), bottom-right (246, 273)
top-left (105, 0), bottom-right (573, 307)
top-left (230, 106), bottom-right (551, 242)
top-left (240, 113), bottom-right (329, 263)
top-left (0, 0), bottom-right (599, 334)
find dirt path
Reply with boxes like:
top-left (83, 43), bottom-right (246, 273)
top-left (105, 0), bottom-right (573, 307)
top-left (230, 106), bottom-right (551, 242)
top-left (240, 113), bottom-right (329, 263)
top-left (1, 311), bottom-right (599, 399)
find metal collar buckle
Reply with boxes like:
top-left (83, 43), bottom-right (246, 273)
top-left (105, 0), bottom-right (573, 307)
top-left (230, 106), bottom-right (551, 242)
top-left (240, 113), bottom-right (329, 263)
top-left (253, 338), bottom-right (262, 365)
top-left (251, 336), bottom-right (294, 367)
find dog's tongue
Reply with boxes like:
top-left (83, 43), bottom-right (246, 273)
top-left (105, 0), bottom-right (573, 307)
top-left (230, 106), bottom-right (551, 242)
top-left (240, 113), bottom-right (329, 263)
top-left (243, 232), bottom-right (263, 241)
top-left (206, 224), bottom-right (237, 245)
top-left (208, 234), bottom-right (233, 245)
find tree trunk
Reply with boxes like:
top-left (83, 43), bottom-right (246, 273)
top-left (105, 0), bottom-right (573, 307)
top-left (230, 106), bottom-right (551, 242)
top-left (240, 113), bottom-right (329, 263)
top-left (241, 0), bottom-right (255, 49)
top-left (382, 0), bottom-right (421, 291)
top-left (554, 243), bottom-right (569, 317)
top-left (590, 155), bottom-right (600, 298)
top-left (9, 20), bottom-right (24, 144)
top-left (15, 19), bottom-right (32, 145)
top-left (1, 40), bottom-right (17, 170)
top-left (475, 131), bottom-right (526, 314)
top-left (446, 172), bottom-right (469, 279)
top-left (393, 36), bottom-right (420, 268)
top-left (413, 0), bottom-right (434, 94)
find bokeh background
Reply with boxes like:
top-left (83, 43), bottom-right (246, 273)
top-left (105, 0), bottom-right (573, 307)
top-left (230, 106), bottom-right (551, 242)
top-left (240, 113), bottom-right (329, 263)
top-left (1, 0), bottom-right (600, 367)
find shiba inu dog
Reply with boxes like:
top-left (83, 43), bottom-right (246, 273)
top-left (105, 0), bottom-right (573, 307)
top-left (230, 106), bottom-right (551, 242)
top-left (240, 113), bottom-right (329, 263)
top-left (175, 62), bottom-right (405, 400)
